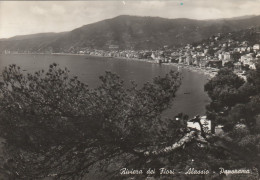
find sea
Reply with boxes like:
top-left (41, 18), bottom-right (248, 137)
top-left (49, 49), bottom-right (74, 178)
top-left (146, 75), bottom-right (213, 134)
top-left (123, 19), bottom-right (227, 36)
top-left (0, 54), bottom-right (211, 118)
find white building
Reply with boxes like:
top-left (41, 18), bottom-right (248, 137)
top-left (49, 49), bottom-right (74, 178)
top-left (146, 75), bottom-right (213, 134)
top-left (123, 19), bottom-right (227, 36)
top-left (253, 44), bottom-right (260, 52)
top-left (240, 47), bottom-right (247, 52)
top-left (224, 52), bottom-right (231, 61)
top-left (240, 53), bottom-right (254, 64)
top-left (187, 116), bottom-right (211, 133)
top-left (215, 125), bottom-right (224, 136)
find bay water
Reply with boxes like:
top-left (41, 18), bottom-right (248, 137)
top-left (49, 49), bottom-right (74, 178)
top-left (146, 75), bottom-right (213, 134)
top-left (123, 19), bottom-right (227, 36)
top-left (0, 54), bottom-right (211, 118)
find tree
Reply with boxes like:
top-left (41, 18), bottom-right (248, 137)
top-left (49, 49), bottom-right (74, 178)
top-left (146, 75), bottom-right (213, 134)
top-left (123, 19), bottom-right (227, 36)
top-left (207, 48), bottom-right (215, 57)
top-left (205, 68), bottom-right (245, 107)
top-left (223, 61), bottom-right (234, 70)
top-left (204, 68), bottom-right (247, 131)
top-left (204, 65), bottom-right (260, 175)
top-left (231, 52), bottom-right (241, 62)
top-left (205, 64), bottom-right (260, 130)
top-left (0, 64), bottom-right (259, 180)
top-left (0, 63), bottom-right (189, 179)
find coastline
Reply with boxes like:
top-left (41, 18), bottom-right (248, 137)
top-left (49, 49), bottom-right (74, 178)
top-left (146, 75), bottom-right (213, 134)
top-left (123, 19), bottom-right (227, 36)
top-left (89, 54), bottom-right (217, 79)
top-left (115, 56), bottom-right (216, 79)
top-left (84, 54), bottom-right (216, 79)
top-left (2, 53), bottom-right (217, 79)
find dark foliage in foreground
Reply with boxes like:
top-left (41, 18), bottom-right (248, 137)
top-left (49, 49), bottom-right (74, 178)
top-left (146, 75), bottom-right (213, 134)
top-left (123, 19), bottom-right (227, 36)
top-left (204, 65), bottom-right (260, 177)
top-left (0, 63), bottom-right (184, 179)
top-left (0, 63), bottom-right (259, 180)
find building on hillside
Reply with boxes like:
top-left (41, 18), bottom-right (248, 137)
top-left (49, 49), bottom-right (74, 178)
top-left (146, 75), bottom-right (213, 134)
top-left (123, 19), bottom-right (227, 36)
top-left (218, 53), bottom-right (224, 60)
top-left (151, 52), bottom-right (156, 60)
top-left (204, 49), bottom-right (209, 54)
top-left (240, 53), bottom-right (256, 69)
top-left (240, 47), bottom-right (247, 52)
top-left (222, 52), bottom-right (232, 66)
top-left (247, 47), bottom-right (252, 52)
top-left (109, 45), bottom-right (119, 50)
top-left (178, 56), bottom-right (185, 64)
top-left (197, 52), bottom-right (205, 56)
top-left (256, 53), bottom-right (260, 61)
top-left (253, 44), bottom-right (260, 52)
top-left (234, 48), bottom-right (240, 52)
top-left (249, 63), bottom-right (256, 70)
top-left (163, 45), bottom-right (169, 49)
top-left (187, 116), bottom-right (211, 133)
top-left (185, 55), bottom-right (193, 65)
top-left (185, 44), bottom-right (192, 49)
top-left (215, 125), bottom-right (224, 136)
top-left (79, 50), bottom-right (85, 54)
top-left (242, 41), bottom-right (249, 46)
top-left (223, 52), bottom-right (231, 60)
top-left (196, 45), bottom-right (202, 50)
top-left (240, 53), bottom-right (254, 64)
top-left (4, 50), bottom-right (11, 54)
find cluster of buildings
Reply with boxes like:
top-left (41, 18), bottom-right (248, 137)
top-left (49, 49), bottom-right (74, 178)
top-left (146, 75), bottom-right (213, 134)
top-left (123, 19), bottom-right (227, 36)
top-left (3, 29), bottom-right (260, 76)
top-left (74, 30), bottom-right (260, 74)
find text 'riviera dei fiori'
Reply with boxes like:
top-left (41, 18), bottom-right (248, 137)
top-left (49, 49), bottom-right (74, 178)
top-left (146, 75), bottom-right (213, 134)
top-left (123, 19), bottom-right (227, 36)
top-left (120, 168), bottom-right (175, 175)
top-left (120, 167), bottom-right (253, 175)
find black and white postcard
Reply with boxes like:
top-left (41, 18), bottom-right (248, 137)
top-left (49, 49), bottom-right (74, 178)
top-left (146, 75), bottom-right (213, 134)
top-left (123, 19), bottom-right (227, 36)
top-left (0, 1), bottom-right (260, 179)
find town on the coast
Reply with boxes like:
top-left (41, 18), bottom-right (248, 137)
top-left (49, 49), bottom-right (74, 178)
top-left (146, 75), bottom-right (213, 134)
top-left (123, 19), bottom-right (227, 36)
top-left (4, 27), bottom-right (260, 80)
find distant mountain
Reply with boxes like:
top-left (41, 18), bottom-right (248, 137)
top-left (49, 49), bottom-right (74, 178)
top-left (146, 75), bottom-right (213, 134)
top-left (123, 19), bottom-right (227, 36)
top-left (6, 32), bottom-right (68, 41)
top-left (1, 15), bottom-right (260, 52)
top-left (0, 32), bottom-right (68, 53)
top-left (214, 15), bottom-right (257, 21)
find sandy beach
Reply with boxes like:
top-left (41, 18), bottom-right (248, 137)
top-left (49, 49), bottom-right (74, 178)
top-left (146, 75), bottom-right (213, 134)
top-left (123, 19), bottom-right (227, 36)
top-left (4, 52), bottom-right (218, 79)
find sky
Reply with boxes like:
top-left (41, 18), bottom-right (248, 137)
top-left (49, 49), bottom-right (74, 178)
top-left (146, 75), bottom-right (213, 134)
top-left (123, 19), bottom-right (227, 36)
top-left (0, 0), bottom-right (260, 38)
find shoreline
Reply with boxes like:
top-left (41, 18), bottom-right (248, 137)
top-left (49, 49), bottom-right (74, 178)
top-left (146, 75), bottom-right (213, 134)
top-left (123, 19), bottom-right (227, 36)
top-left (2, 53), bottom-right (216, 78)
top-left (115, 56), bottom-right (216, 79)
top-left (88, 54), bottom-right (217, 79)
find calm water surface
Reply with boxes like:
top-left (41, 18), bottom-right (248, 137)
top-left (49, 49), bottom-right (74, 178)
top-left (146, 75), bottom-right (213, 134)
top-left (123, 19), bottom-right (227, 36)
top-left (0, 54), bottom-right (211, 118)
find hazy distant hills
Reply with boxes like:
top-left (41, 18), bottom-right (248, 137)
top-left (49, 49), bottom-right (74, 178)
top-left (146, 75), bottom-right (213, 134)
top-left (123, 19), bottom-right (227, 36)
top-left (1, 15), bottom-right (260, 52)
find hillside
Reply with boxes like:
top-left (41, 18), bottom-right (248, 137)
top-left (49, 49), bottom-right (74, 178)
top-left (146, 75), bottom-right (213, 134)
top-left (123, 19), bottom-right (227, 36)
top-left (193, 26), bottom-right (260, 47)
top-left (1, 15), bottom-right (260, 52)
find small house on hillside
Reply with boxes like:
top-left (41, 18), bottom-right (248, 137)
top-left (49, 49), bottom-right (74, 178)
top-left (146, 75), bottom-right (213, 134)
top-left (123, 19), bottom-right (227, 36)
top-left (253, 44), bottom-right (260, 52)
top-left (187, 116), bottom-right (211, 133)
